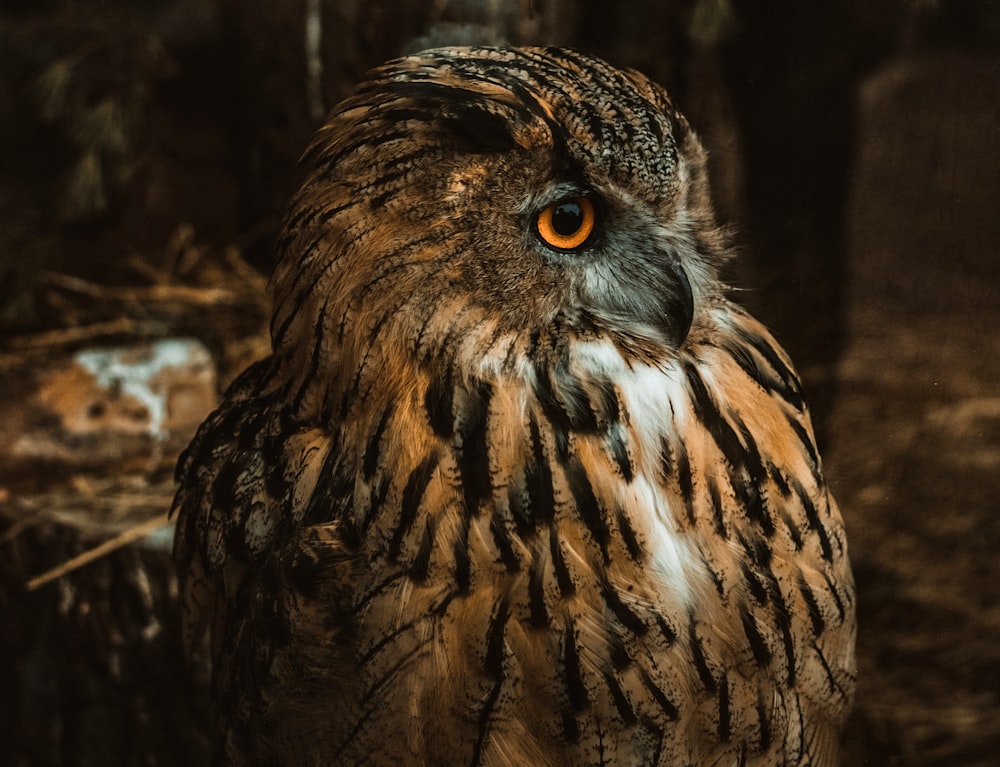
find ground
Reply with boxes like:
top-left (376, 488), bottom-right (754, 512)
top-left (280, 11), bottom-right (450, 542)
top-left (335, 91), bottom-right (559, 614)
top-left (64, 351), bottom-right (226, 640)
top-left (830, 49), bottom-right (1000, 765)
top-left (834, 304), bottom-right (1000, 766)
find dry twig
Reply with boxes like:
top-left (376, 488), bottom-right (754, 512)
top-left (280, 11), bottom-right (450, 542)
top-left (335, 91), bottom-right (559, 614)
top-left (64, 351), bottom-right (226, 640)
top-left (23, 510), bottom-right (173, 592)
top-left (41, 270), bottom-right (238, 306)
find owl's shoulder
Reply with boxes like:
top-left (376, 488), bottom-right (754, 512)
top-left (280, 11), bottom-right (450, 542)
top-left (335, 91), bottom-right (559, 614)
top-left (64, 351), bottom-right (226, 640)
top-left (171, 357), bottom-right (352, 658)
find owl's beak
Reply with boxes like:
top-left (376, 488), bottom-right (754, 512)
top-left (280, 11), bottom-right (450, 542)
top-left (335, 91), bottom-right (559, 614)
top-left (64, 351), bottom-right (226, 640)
top-left (570, 247), bottom-right (694, 351)
top-left (663, 259), bottom-right (694, 348)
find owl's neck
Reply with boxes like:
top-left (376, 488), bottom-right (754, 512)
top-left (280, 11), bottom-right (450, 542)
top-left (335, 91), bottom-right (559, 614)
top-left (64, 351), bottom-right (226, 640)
top-left (334, 302), bottom-right (823, 607)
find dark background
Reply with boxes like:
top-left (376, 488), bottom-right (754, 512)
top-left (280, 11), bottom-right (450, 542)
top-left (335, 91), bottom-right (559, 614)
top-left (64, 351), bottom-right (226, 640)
top-left (1, 1), bottom-right (998, 764)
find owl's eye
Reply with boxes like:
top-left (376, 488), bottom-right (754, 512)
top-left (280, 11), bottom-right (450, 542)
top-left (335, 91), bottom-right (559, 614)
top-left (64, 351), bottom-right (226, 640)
top-left (535, 197), bottom-right (597, 251)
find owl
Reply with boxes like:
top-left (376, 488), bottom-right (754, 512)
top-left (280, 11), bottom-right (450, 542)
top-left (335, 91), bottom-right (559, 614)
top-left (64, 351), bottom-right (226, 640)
top-left (172, 47), bottom-right (856, 766)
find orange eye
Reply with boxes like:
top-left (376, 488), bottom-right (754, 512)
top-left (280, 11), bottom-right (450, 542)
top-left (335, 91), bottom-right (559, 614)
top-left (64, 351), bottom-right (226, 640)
top-left (535, 197), bottom-right (596, 251)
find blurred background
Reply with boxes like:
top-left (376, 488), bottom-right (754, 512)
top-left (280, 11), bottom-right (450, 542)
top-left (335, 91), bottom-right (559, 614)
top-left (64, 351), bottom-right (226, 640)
top-left (0, 1), bottom-right (997, 764)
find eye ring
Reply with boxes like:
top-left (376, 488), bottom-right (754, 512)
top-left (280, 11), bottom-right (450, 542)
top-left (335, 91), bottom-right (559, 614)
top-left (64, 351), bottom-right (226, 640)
top-left (535, 196), bottom-right (597, 251)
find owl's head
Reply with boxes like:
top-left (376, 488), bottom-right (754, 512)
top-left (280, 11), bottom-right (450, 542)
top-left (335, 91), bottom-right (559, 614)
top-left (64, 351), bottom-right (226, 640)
top-left (270, 47), bottom-right (728, 413)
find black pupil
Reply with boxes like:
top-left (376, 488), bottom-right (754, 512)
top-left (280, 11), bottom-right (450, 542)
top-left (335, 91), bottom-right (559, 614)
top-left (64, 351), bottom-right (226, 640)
top-left (551, 201), bottom-right (584, 236)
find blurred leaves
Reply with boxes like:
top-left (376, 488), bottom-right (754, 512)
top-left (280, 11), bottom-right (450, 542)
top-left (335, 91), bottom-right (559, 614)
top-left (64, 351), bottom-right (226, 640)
top-left (27, 8), bottom-right (171, 222)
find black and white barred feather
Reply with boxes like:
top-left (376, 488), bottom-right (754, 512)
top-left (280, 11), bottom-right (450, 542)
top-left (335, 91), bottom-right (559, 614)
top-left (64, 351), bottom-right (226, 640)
top-left (172, 46), bottom-right (856, 766)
